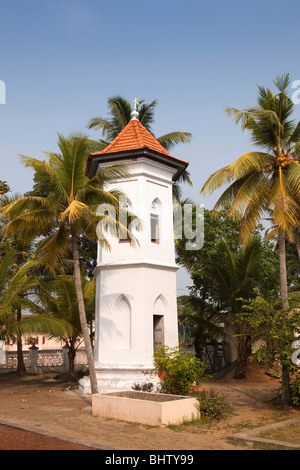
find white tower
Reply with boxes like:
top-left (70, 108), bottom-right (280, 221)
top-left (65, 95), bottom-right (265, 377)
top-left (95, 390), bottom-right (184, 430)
top-left (82, 101), bottom-right (189, 393)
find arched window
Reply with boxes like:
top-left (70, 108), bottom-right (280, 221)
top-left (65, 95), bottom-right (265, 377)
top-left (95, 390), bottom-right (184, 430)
top-left (119, 197), bottom-right (133, 243)
top-left (150, 198), bottom-right (161, 244)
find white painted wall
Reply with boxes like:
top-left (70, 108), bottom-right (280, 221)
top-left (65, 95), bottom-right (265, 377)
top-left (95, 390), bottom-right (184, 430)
top-left (93, 157), bottom-right (179, 389)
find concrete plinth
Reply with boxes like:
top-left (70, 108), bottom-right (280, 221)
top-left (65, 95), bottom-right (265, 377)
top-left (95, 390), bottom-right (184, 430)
top-left (79, 367), bottom-right (159, 395)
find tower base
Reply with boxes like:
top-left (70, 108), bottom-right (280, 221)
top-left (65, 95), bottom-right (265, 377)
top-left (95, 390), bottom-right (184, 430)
top-left (79, 367), bottom-right (160, 395)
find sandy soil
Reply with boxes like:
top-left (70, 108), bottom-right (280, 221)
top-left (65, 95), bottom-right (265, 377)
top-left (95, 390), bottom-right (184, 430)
top-left (0, 363), bottom-right (299, 450)
top-left (0, 424), bottom-right (95, 450)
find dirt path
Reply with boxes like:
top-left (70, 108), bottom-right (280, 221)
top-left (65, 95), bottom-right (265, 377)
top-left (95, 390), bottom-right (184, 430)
top-left (0, 424), bottom-right (96, 450)
top-left (0, 363), bottom-right (299, 450)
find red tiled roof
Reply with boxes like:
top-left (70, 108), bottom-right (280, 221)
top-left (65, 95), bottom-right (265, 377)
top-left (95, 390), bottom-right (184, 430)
top-left (89, 119), bottom-right (188, 165)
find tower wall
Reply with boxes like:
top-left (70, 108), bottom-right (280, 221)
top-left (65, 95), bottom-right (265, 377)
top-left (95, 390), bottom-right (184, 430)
top-left (80, 156), bottom-right (182, 394)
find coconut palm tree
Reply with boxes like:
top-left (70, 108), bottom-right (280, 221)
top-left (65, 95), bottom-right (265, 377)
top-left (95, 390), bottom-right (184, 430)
top-left (0, 134), bottom-right (136, 394)
top-left (87, 95), bottom-right (193, 200)
top-left (88, 96), bottom-right (192, 151)
top-left (208, 238), bottom-right (266, 378)
top-left (201, 74), bottom-right (300, 306)
top-left (0, 249), bottom-right (71, 365)
top-left (201, 74), bottom-right (300, 400)
top-left (0, 181), bottom-right (10, 195)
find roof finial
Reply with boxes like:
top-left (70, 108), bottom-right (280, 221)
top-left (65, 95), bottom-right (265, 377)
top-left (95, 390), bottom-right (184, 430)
top-left (131, 97), bottom-right (139, 120)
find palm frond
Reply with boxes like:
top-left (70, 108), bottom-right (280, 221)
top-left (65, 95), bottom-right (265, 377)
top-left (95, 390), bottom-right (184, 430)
top-left (268, 167), bottom-right (300, 240)
top-left (138, 100), bottom-right (157, 130)
top-left (201, 152), bottom-right (271, 197)
top-left (157, 131), bottom-right (192, 150)
top-left (285, 161), bottom-right (300, 200)
top-left (37, 223), bottom-right (70, 271)
top-left (3, 315), bottom-right (73, 342)
top-left (225, 107), bottom-right (256, 131)
top-left (60, 200), bottom-right (91, 224)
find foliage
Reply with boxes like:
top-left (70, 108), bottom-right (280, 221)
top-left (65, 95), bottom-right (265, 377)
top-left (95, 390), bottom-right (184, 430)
top-left (0, 134), bottom-right (136, 271)
top-left (236, 290), bottom-right (300, 384)
top-left (290, 374), bottom-right (300, 407)
top-left (0, 249), bottom-right (71, 343)
top-left (177, 295), bottom-right (224, 354)
top-left (176, 207), bottom-right (280, 377)
top-left (200, 74), bottom-right (300, 398)
top-left (193, 388), bottom-right (230, 421)
top-left (176, 208), bottom-right (279, 302)
top-left (42, 270), bottom-right (95, 343)
top-left (87, 95), bottom-right (193, 201)
top-left (0, 134), bottom-right (136, 394)
top-left (176, 208), bottom-right (241, 280)
top-left (40, 270), bottom-right (95, 380)
top-left (0, 181), bottom-right (10, 195)
top-left (153, 346), bottom-right (208, 396)
top-left (286, 238), bottom-right (300, 294)
top-left (201, 74), bottom-right (300, 244)
top-left (87, 95), bottom-right (192, 152)
top-left (176, 208), bottom-right (243, 357)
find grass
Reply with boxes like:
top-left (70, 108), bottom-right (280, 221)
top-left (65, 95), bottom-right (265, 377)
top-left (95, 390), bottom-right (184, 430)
top-left (259, 423), bottom-right (300, 445)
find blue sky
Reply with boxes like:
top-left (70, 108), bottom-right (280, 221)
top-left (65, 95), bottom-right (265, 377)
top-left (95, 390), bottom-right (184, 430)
top-left (1, 0), bottom-right (300, 291)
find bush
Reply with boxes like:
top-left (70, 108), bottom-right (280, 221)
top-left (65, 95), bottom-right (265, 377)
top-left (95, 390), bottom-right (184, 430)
top-left (290, 374), bottom-right (300, 407)
top-left (153, 346), bottom-right (208, 396)
top-left (195, 388), bottom-right (230, 421)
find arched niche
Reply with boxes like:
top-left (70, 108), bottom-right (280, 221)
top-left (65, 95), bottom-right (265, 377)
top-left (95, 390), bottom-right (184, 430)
top-left (113, 294), bottom-right (131, 350)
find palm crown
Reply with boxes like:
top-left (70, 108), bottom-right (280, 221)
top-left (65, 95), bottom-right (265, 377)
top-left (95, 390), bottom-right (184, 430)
top-left (88, 95), bottom-right (192, 151)
top-left (201, 74), bottom-right (300, 243)
top-left (88, 96), bottom-right (193, 200)
top-left (1, 134), bottom-right (134, 270)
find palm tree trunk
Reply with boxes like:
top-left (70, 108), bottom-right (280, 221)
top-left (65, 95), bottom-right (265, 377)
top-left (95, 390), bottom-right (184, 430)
top-left (296, 242), bottom-right (300, 263)
top-left (16, 308), bottom-right (27, 377)
top-left (68, 345), bottom-right (77, 382)
top-left (278, 228), bottom-right (291, 404)
top-left (71, 226), bottom-right (98, 394)
top-left (233, 335), bottom-right (251, 379)
top-left (278, 229), bottom-right (289, 310)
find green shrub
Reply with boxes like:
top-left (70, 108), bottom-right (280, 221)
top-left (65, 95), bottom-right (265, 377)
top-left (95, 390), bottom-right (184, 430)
top-left (195, 388), bottom-right (230, 421)
top-left (290, 374), bottom-right (300, 407)
top-left (153, 346), bottom-right (207, 396)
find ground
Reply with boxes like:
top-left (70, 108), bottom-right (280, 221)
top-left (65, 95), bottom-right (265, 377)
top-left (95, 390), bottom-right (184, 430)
top-left (0, 362), bottom-right (299, 450)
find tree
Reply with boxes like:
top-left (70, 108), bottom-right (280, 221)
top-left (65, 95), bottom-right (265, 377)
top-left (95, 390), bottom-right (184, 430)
top-left (42, 271), bottom-right (95, 382)
top-left (87, 95), bottom-right (193, 200)
top-left (176, 207), bottom-right (279, 378)
top-left (201, 74), bottom-right (300, 400)
top-left (0, 193), bottom-right (38, 376)
top-left (207, 237), bottom-right (273, 379)
top-left (201, 74), bottom-right (299, 304)
top-left (0, 250), bottom-right (71, 362)
top-left (236, 290), bottom-right (300, 401)
top-left (88, 96), bottom-right (192, 151)
top-left (178, 295), bottom-right (224, 362)
top-left (0, 134), bottom-right (134, 394)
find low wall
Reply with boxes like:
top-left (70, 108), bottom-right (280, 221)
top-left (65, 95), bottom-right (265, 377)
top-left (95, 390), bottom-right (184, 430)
top-left (0, 348), bottom-right (88, 375)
